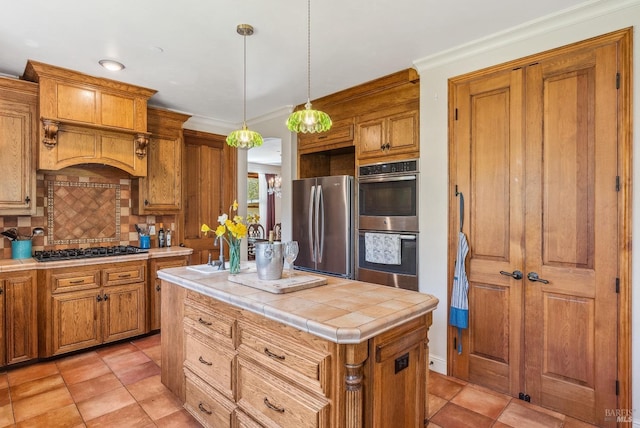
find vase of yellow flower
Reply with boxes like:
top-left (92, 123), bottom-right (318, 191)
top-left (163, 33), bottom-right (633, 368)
top-left (201, 200), bottom-right (247, 274)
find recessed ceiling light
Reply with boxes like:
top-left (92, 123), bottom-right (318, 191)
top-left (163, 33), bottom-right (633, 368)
top-left (99, 59), bottom-right (125, 71)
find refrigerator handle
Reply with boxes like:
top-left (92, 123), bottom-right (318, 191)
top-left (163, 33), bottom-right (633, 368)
top-left (317, 185), bottom-right (324, 263)
top-left (309, 185), bottom-right (316, 262)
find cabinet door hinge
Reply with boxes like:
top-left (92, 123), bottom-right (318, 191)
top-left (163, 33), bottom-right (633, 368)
top-left (616, 380), bottom-right (620, 395)
top-left (455, 108), bottom-right (458, 121)
top-left (616, 73), bottom-right (620, 89)
top-left (616, 176), bottom-right (620, 192)
top-left (616, 278), bottom-right (620, 294)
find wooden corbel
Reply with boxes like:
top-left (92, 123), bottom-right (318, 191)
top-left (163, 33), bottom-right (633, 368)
top-left (135, 134), bottom-right (149, 158)
top-left (42, 119), bottom-right (59, 148)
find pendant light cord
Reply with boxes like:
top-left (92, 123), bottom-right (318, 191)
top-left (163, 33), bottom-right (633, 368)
top-left (307, 0), bottom-right (311, 104)
top-left (243, 31), bottom-right (247, 126)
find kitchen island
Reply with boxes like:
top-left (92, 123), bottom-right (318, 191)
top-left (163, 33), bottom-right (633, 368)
top-left (158, 264), bottom-right (438, 428)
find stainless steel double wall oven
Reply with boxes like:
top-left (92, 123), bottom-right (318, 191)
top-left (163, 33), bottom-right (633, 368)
top-left (357, 159), bottom-right (419, 291)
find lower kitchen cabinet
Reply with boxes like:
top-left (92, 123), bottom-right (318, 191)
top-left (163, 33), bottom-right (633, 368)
top-left (149, 256), bottom-right (188, 331)
top-left (0, 271), bottom-right (38, 367)
top-left (38, 260), bottom-right (147, 357)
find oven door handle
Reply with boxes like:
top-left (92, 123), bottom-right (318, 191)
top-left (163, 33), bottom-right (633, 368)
top-left (358, 174), bottom-right (417, 183)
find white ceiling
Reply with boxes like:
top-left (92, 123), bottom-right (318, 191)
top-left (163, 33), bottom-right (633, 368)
top-left (2, 0), bottom-right (590, 164)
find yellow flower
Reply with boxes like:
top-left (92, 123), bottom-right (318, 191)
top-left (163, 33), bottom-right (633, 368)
top-left (204, 198), bottom-right (248, 246)
top-left (201, 223), bottom-right (212, 233)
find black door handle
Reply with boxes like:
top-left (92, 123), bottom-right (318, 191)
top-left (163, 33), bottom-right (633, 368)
top-left (500, 270), bottom-right (523, 280)
top-left (527, 272), bottom-right (549, 284)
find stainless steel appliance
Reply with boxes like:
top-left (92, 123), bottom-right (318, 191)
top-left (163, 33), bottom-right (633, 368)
top-left (292, 175), bottom-right (354, 278)
top-left (358, 159), bottom-right (418, 232)
top-left (357, 160), bottom-right (419, 291)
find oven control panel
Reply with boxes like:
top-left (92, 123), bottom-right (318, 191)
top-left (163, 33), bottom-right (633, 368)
top-left (358, 159), bottom-right (418, 176)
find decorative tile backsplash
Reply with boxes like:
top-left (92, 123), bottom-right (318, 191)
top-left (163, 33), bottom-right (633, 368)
top-left (48, 180), bottom-right (121, 244)
top-left (0, 170), bottom-right (177, 259)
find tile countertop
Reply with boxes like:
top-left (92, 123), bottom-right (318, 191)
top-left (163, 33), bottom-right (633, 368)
top-left (0, 246), bottom-right (193, 273)
top-left (158, 263), bottom-right (439, 345)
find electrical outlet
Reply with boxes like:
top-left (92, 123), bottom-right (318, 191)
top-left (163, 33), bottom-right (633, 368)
top-left (149, 225), bottom-right (156, 235)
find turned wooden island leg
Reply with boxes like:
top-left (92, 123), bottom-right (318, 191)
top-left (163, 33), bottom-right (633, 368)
top-left (344, 342), bottom-right (369, 428)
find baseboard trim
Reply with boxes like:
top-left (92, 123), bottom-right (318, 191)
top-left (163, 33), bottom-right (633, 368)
top-left (429, 353), bottom-right (447, 375)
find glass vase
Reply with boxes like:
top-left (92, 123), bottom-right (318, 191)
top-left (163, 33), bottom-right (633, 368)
top-left (229, 240), bottom-right (241, 274)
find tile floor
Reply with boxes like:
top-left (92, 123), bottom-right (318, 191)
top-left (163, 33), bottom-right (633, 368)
top-left (0, 333), bottom-right (600, 427)
top-left (428, 371), bottom-right (600, 428)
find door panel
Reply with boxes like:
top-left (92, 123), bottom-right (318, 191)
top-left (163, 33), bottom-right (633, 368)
top-left (524, 43), bottom-right (618, 426)
top-left (452, 68), bottom-right (525, 396)
top-left (450, 33), bottom-right (622, 426)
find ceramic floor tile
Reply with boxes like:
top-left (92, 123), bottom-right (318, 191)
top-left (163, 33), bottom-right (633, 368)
top-left (58, 355), bottom-right (112, 385)
top-left (15, 403), bottom-right (83, 428)
top-left (138, 389), bottom-right (184, 421)
top-left (94, 342), bottom-right (138, 360)
top-left (115, 360), bottom-right (161, 386)
top-left (563, 416), bottom-right (602, 427)
top-left (154, 408), bottom-right (202, 427)
top-left (0, 403), bottom-right (14, 427)
top-left (450, 383), bottom-right (511, 419)
top-left (12, 385), bottom-right (74, 422)
top-left (85, 402), bottom-right (155, 428)
top-left (0, 374), bottom-right (8, 389)
top-left (430, 402), bottom-right (494, 428)
top-left (429, 371), bottom-right (467, 400)
top-left (67, 372), bottom-right (122, 403)
top-left (0, 387), bottom-right (9, 407)
top-left (76, 386), bottom-right (137, 422)
top-left (497, 401), bottom-right (564, 428)
top-left (126, 374), bottom-right (169, 402)
top-left (7, 361), bottom-right (59, 386)
top-left (139, 344), bottom-right (161, 363)
top-left (428, 393), bottom-right (448, 419)
top-left (55, 350), bottom-right (100, 372)
top-left (132, 334), bottom-right (161, 350)
top-left (10, 373), bottom-right (65, 401)
top-left (103, 350), bottom-right (152, 374)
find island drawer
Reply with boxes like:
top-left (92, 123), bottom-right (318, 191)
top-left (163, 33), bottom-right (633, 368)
top-left (238, 321), bottom-right (330, 394)
top-left (184, 298), bottom-right (234, 346)
top-left (103, 262), bottom-right (145, 286)
top-left (234, 410), bottom-right (263, 428)
top-left (50, 267), bottom-right (101, 293)
top-left (237, 358), bottom-right (330, 428)
top-left (185, 368), bottom-right (235, 428)
top-left (184, 331), bottom-right (235, 400)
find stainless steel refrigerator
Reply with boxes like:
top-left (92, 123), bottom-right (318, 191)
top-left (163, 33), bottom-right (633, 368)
top-left (292, 175), bottom-right (354, 279)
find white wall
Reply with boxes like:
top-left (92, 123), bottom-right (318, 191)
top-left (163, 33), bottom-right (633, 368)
top-left (414, 0), bottom-right (639, 420)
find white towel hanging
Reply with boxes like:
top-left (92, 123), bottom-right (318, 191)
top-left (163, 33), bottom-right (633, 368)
top-left (364, 232), bottom-right (402, 265)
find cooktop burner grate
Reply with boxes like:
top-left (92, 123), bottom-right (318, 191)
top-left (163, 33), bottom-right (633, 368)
top-left (33, 245), bottom-right (148, 262)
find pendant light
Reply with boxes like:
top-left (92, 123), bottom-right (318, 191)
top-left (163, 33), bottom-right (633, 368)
top-left (226, 24), bottom-right (263, 149)
top-left (286, 0), bottom-right (332, 133)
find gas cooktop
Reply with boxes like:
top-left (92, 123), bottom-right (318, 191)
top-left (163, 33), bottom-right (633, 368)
top-left (33, 245), bottom-right (149, 262)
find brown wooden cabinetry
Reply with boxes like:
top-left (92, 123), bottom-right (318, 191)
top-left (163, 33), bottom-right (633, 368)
top-left (133, 108), bottom-right (191, 214)
top-left (149, 256), bottom-right (189, 331)
top-left (38, 261), bottom-right (147, 357)
top-left (356, 104), bottom-right (419, 162)
top-left (0, 77), bottom-right (37, 215)
top-left (298, 118), bottom-right (354, 154)
top-left (23, 60), bottom-right (156, 176)
top-left (0, 271), bottom-right (38, 367)
top-left (162, 280), bottom-right (432, 428)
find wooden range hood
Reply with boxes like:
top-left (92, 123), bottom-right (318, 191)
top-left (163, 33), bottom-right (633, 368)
top-left (23, 60), bottom-right (157, 177)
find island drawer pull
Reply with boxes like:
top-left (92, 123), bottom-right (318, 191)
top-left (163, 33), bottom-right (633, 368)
top-left (117, 273), bottom-right (132, 278)
top-left (198, 402), bottom-right (212, 415)
top-left (198, 317), bottom-right (212, 326)
top-left (264, 348), bottom-right (285, 360)
top-left (198, 356), bottom-right (213, 366)
top-left (263, 397), bottom-right (285, 413)
top-left (70, 279), bottom-right (85, 284)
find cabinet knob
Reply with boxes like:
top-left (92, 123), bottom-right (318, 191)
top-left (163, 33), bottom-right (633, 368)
top-left (144, 199), bottom-right (149, 206)
top-left (96, 295), bottom-right (102, 302)
top-left (156, 285), bottom-right (161, 292)
top-left (0, 288), bottom-right (3, 295)
top-left (103, 294), bottom-right (109, 301)
top-left (24, 196), bottom-right (31, 204)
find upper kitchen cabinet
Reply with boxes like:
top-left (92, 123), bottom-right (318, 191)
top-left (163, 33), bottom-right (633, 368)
top-left (0, 77), bottom-right (37, 215)
top-left (295, 68), bottom-right (420, 178)
top-left (132, 107), bottom-right (191, 214)
top-left (22, 60), bottom-right (157, 176)
top-left (356, 102), bottom-right (419, 162)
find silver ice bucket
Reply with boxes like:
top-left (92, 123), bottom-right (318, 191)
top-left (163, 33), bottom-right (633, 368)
top-left (255, 242), bottom-right (284, 280)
